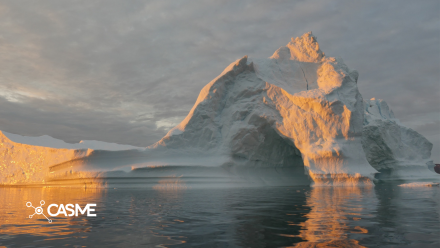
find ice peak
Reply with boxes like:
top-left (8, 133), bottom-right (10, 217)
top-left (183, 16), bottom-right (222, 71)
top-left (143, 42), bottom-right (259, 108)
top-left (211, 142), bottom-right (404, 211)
top-left (220, 55), bottom-right (249, 75)
top-left (271, 32), bottom-right (325, 62)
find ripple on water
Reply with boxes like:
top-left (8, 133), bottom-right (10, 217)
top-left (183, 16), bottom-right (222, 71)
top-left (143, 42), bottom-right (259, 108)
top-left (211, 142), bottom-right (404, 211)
top-left (0, 182), bottom-right (439, 247)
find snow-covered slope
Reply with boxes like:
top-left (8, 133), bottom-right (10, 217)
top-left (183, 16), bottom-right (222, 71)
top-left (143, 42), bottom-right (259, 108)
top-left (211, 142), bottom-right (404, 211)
top-left (1, 32), bottom-right (436, 186)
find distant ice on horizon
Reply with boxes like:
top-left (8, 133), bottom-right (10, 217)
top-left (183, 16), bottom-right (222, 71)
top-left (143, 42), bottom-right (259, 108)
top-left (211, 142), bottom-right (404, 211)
top-left (2, 131), bottom-right (143, 151)
top-left (399, 182), bottom-right (439, 187)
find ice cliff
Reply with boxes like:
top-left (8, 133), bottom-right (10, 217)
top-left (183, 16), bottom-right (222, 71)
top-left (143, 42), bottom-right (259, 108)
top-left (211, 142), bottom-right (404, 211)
top-left (0, 32), bottom-right (437, 186)
top-left (0, 131), bottom-right (142, 184)
top-left (0, 131), bottom-right (90, 184)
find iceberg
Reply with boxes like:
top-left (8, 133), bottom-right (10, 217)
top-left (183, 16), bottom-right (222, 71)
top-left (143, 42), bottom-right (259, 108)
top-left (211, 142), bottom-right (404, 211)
top-left (362, 99), bottom-right (437, 180)
top-left (1, 131), bottom-right (143, 151)
top-left (398, 182), bottom-right (439, 187)
top-left (1, 32), bottom-right (437, 186)
top-left (0, 131), bottom-right (143, 185)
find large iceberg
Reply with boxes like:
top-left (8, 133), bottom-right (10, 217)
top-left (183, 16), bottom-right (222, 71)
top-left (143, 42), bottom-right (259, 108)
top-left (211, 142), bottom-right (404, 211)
top-left (0, 32), bottom-right (437, 186)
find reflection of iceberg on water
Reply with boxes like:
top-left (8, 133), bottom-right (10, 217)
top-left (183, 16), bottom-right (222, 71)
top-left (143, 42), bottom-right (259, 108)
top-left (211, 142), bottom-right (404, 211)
top-left (292, 187), bottom-right (376, 247)
top-left (283, 184), bottom-right (440, 247)
top-left (0, 32), bottom-right (437, 187)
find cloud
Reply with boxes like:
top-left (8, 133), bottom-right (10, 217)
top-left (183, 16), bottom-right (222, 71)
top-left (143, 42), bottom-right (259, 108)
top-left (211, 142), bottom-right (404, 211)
top-left (0, 0), bottom-right (439, 160)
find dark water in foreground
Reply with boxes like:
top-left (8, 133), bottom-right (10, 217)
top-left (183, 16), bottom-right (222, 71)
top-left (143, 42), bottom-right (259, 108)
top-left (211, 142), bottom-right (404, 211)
top-left (0, 182), bottom-right (439, 248)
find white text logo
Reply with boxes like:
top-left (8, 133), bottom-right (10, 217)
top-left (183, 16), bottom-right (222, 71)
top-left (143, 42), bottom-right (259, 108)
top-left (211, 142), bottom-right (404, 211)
top-left (26, 200), bottom-right (97, 223)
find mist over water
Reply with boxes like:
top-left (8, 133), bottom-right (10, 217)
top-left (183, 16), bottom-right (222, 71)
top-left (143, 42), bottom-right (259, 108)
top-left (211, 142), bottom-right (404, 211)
top-left (0, 182), bottom-right (439, 247)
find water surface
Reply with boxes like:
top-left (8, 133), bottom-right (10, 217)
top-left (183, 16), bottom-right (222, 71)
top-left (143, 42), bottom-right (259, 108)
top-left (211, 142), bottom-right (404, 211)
top-left (0, 182), bottom-right (439, 247)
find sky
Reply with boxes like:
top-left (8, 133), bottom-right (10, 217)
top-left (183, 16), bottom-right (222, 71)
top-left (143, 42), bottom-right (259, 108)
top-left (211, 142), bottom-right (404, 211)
top-left (0, 0), bottom-right (439, 162)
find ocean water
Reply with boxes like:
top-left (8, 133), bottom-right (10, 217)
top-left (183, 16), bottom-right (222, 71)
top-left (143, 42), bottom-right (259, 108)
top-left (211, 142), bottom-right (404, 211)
top-left (0, 182), bottom-right (439, 248)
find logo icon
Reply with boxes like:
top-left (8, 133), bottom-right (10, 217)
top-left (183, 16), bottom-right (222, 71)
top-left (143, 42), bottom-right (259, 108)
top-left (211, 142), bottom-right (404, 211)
top-left (26, 200), bottom-right (52, 223)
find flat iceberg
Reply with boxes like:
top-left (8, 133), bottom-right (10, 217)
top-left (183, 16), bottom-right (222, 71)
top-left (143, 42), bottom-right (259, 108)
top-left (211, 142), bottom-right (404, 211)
top-left (398, 182), bottom-right (439, 187)
top-left (2, 131), bottom-right (143, 151)
top-left (1, 32), bottom-right (437, 186)
top-left (0, 131), bottom-right (143, 185)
